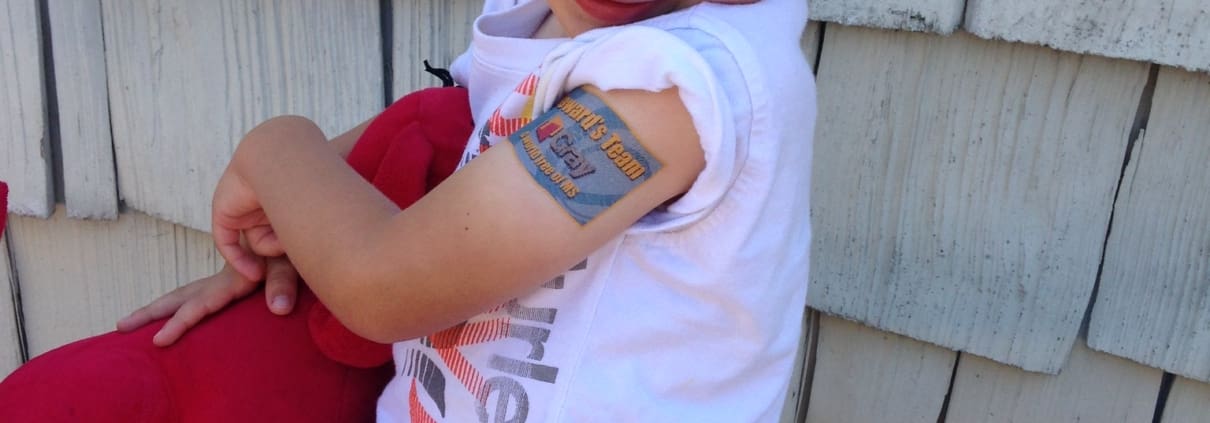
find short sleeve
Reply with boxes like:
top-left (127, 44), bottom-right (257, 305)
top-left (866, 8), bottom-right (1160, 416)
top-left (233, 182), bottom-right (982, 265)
top-left (527, 26), bottom-right (750, 232)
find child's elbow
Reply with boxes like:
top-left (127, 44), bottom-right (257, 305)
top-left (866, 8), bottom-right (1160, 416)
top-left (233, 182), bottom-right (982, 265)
top-left (319, 273), bottom-right (435, 344)
top-left (338, 307), bottom-right (431, 345)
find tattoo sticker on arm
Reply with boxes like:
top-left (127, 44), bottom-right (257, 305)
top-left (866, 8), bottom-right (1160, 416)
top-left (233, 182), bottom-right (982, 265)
top-left (507, 87), bottom-right (663, 225)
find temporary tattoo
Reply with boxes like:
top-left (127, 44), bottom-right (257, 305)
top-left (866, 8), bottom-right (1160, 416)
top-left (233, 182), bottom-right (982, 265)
top-left (508, 87), bottom-right (663, 225)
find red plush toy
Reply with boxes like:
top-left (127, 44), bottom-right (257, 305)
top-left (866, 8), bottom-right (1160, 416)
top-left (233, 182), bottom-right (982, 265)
top-left (0, 86), bottom-right (473, 422)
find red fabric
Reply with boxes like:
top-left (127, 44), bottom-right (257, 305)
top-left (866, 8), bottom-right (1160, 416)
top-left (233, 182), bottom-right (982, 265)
top-left (0, 87), bottom-right (472, 422)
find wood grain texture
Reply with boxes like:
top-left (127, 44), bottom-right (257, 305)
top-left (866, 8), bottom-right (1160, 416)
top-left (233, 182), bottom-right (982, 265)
top-left (946, 341), bottom-right (1162, 422)
top-left (808, 26), bottom-right (1150, 373)
top-left (48, 0), bottom-right (118, 220)
top-left (101, 0), bottom-right (383, 231)
top-left (804, 315), bottom-right (956, 423)
top-left (1161, 377), bottom-right (1210, 423)
top-left (6, 206), bottom-right (220, 357)
top-left (966, 0), bottom-right (1210, 73)
top-left (0, 0), bottom-right (52, 217)
top-left (0, 234), bottom-right (25, 377)
top-left (391, 0), bottom-right (481, 96)
top-left (810, 0), bottom-right (963, 34)
top-left (1087, 67), bottom-right (1210, 382)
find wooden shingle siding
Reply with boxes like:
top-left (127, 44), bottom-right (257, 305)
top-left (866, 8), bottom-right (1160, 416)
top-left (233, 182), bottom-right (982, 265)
top-left (778, 310), bottom-right (817, 423)
top-left (0, 236), bottom-right (24, 376)
top-left (101, 0), bottom-right (383, 231)
top-left (965, 0), bottom-right (1210, 73)
top-left (1160, 377), bottom-right (1210, 423)
top-left (6, 207), bottom-right (218, 356)
top-left (49, 0), bottom-right (118, 220)
top-left (801, 21), bottom-right (822, 69)
top-left (804, 316), bottom-right (956, 423)
top-left (1087, 67), bottom-right (1210, 382)
top-left (391, 0), bottom-right (481, 96)
top-left (0, 0), bottom-right (52, 218)
top-left (808, 25), bottom-right (1150, 373)
top-left (810, 0), bottom-right (963, 34)
top-left (946, 342), bottom-right (1162, 422)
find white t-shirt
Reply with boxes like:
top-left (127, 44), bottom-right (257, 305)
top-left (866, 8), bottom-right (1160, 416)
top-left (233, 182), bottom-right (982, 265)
top-left (378, 1), bottom-right (816, 421)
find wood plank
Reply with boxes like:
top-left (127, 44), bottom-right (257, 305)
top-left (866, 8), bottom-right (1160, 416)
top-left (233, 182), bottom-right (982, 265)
top-left (101, 0), bottom-right (383, 231)
top-left (5, 207), bottom-right (220, 357)
top-left (390, 0), bottom-right (482, 96)
top-left (779, 309), bottom-right (817, 423)
top-left (48, 0), bottom-right (118, 220)
top-left (804, 315), bottom-right (956, 423)
top-left (0, 234), bottom-right (25, 378)
top-left (1161, 377), bottom-right (1210, 423)
top-left (946, 341), bottom-right (1162, 422)
top-left (1087, 67), bottom-right (1210, 382)
top-left (800, 21), bottom-right (822, 70)
top-left (0, 0), bottom-right (52, 218)
top-left (810, 0), bottom-right (963, 34)
top-left (966, 0), bottom-right (1210, 73)
top-left (808, 26), bottom-right (1150, 373)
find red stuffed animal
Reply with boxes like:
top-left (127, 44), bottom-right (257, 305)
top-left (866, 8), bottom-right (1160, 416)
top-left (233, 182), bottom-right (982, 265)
top-left (0, 86), bottom-right (473, 422)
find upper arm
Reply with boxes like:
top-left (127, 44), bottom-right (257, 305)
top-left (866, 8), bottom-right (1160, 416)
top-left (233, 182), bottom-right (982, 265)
top-left (341, 85), bottom-right (704, 342)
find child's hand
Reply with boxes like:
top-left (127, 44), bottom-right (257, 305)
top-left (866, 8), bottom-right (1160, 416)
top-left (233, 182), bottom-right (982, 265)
top-left (116, 257), bottom-right (299, 347)
top-left (211, 160), bottom-right (284, 282)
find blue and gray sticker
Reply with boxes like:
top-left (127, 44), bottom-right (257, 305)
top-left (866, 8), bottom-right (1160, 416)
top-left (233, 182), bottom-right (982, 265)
top-left (508, 87), bottom-right (662, 225)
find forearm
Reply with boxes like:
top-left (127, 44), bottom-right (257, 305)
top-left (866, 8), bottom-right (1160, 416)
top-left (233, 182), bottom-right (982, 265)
top-left (232, 116), bottom-right (407, 336)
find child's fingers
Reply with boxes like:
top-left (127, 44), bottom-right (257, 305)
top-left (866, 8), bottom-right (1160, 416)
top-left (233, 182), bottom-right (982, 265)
top-left (246, 225), bottom-right (285, 257)
top-left (213, 226), bottom-right (264, 282)
top-left (116, 282), bottom-right (199, 331)
top-left (151, 272), bottom-right (257, 347)
top-left (152, 290), bottom-right (228, 347)
top-left (264, 257), bottom-right (299, 315)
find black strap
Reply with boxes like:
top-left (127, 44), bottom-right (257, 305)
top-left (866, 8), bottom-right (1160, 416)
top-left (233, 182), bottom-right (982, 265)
top-left (423, 60), bottom-right (456, 87)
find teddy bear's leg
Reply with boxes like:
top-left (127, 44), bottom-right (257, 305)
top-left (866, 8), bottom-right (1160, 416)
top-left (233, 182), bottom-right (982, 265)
top-left (0, 327), bottom-right (175, 422)
top-left (0, 286), bottom-right (392, 423)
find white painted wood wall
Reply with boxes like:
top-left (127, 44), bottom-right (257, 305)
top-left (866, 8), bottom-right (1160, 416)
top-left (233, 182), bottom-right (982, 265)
top-left (3, 0), bottom-right (1210, 421)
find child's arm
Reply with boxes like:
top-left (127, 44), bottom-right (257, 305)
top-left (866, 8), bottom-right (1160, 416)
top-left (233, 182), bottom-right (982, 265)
top-left (214, 86), bottom-right (703, 343)
top-left (115, 119), bottom-right (371, 344)
top-left (329, 118), bottom-right (372, 158)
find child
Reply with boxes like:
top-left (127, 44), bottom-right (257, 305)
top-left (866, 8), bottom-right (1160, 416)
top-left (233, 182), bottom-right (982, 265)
top-left (4, 0), bottom-right (814, 421)
top-left (329, 0), bottom-right (814, 419)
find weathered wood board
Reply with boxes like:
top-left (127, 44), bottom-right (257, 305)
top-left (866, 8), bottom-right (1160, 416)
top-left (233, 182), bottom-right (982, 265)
top-left (804, 315), bottom-right (956, 423)
top-left (810, 0), bottom-right (963, 34)
top-left (1161, 377), bottom-right (1210, 423)
top-left (101, 0), bottom-right (383, 231)
top-left (391, 0), bottom-right (482, 97)
top-left (1088, 67), bottom-right (1210, 382)
top-left (0, 0), bottom-right (52, 218)
top-left (779, 310), bottom-right (817, 423)
top-left (48, 0), bottom-right (119, 220)
top-left (0, 234), bottom-right (25, 377)
top-left (5, 207), bottom-right (220, 357)
top-left (801, 21), bottom-right (822, 70)
top-left (946, 341), bottom-right (1161, 422)
top-left (966, 0), bottom-right (1210, 73)
top-left (808, 25), bottom-right (1150, 373)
